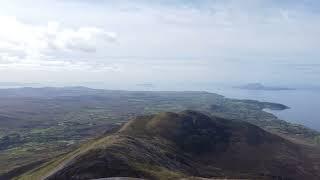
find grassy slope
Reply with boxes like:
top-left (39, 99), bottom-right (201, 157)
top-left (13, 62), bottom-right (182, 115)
top-left (15, 135), bottom-right (113, 180)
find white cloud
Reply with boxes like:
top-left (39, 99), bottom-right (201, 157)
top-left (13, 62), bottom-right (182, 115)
top-left (45, 24), bottom-right (117, 53)
top-left (0, 16), bottom-right (117, 67)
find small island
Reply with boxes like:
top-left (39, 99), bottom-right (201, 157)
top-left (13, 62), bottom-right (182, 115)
top-left (235, 83), bottom-right (295, 91)
top-left (136, 83), bottom-right (155, 88)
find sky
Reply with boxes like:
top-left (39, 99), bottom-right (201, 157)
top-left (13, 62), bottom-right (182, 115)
top-left (0, 0), bottom-right (319, 88)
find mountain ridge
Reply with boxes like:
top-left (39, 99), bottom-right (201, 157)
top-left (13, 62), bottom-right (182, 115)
top-left (18, 111), bottom-right (320, 180)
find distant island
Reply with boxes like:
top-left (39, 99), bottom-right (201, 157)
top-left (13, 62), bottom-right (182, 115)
top-left (235, 83), bottom-right (295, 91)
top-left (136, 83), bottom-right (155, 88)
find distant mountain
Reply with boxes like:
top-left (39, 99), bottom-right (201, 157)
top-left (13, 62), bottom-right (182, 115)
top-left (235, 83), bottom-right (295, 91)
top-left (19, 111), bottom-right (320, 180)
